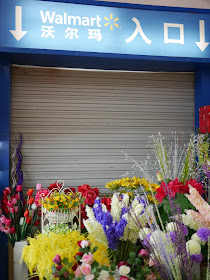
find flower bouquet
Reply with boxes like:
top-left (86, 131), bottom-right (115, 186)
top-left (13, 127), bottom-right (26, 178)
top-left (0, 185), bottom-right (41, 247)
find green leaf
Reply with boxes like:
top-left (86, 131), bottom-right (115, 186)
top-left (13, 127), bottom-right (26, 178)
top-left (136, 272), bottom-right (143, 279)
top-left (79, 247), bottom-right (89, 254)
top-left (62, 258), bottom-right (70, 266)
top-left (100, 266), bottom-right (109, 271)
top-left (129, 251), bottom-right (136, 259)
top-left (135, 258), bottom-right (142, 265)
top-left (92, 246), bottom-right (98, 253)
top-left (127, 259), bottom-right (133, 265)
top-left (75, 255), bottom-right (82, 262)
top-left (110, 263), bottom-right (116, 271)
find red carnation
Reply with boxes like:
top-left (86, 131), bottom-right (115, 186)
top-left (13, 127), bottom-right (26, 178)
top-left (185, 179), bottom-right (205, 195)
top-left (155, 181), bottom-right (178, 203)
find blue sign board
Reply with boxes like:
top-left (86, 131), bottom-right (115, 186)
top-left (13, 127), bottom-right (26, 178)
top-left (1, 0), bottom-right (210, 58)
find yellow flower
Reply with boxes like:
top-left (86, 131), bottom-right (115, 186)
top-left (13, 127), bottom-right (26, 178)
top-left (22, 231), bottom-right (110, 280)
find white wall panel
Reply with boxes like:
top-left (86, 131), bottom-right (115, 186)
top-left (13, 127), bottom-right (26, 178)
top-left (11, 66), bottom-right (194, 194)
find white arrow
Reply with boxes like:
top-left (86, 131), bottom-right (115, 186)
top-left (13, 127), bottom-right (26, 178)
top-left (196, 20), bottom-right (209, 52)
top-left (10, 6), bottom-right (28, 41)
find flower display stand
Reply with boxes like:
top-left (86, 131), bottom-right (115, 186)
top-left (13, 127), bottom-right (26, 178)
top-left (9, 241), bottom-right (28, 280)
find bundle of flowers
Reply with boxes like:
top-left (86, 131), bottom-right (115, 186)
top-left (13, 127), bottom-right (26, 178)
top-left (22, 231), bottom-right (110, 280)
top-left (105, 177), bottom-right (159, 204)
top-left (0, 185), bottom-right (41, 246)
top-left (42, 191), bottom-right (83, 212)
top-left (84, 193), bottom-right (153, 263)
top-left (51, 239), bottom-right (116, 280)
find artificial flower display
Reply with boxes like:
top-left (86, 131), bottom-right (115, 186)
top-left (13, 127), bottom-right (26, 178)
top-left (22, 231), bottom-right (110, 280)
top-left (0, 185), bottom-right (40, 246)
top-left (105, 177), bottom-right (159, 204)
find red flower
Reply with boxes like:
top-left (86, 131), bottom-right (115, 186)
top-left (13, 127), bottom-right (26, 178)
top-left (74, 251), bottom-right (83, 260)
top-left (185, 179), bottom-right (205, 195)
top-left (83, 189), bottom-right (97, 206)
top-left (72, 263), bottom-right (78, 271)
top-left (101, 196), bottom-right (111, 211)
top-left (3, 187), bottom-right (11, 197)
top-left (26, 217), bottom-right (32, 224)
top-left (93, 188), bottom-right (100, 197)
top-left (38, 209), bottom-right (42, 217)
top-left (2, 198), bottom-right (8, 206)
top-left (1, 205), bottom-right (9, 215)
top-left (24, 209), bottom-right (29, 217)
top-left (77, 184), bottom-right (91, 194)
top-left (34, 220), bottom-right (40, 227)
top-left (155, 181), bottom-right (178, 203)
top-left (28, 197), bottom-right (34, 205)
top-left (118, 261), bottom-right (131, 268)
top-left (48, 182), bottom-right (62, 191)
top-left (10, 227), bottom-right (16, 234)
top-left (64, 188), bottom-right (76, 194)
top-left (27, 189), bottom-right (34, 196)
top-left (120, 277), bottom-right (130, 280)
top-left (16, 185), bottom-right (22, 192)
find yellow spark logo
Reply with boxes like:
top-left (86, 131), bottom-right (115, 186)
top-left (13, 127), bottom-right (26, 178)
top-left (104, 14), bottom-right (119, 30)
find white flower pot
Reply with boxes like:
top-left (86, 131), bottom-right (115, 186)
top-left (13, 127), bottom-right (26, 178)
top-left (9, 240), bottom-right (28, 280)
top-left (45, 209), bottom-right (76, 224)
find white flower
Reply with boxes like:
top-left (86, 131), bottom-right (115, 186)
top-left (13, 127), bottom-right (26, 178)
top-left (118, 265), bottom-right (130, 276)
top-left (191, 233), bottom-right (206, 245)
top-left (122, 193), bottom-right (130, 206)
top-left (102, 204), bottom-right (108, 213)
top-left (31, 203), bottom-right (38, 210)
top-left (111, 193), bottom-right (123, 221)
top-left (98, 270), bottom-right (110, 280)
top-left (139, 228), bottom-right (152, 240)
top-left (150, 230), bottom-right (167, 246)
top-left (166, 222), bottom-right (177, 232)
top-left (19, 217), bottom-right (24, 225)
top-left (186, 240), bottom-right (201, 255)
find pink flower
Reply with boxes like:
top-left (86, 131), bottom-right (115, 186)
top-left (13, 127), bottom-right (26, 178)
top-left (75, 266), bottom-right (82, 277)
top-left (0, 225), bottom-right (5, 232)
top-left (53, 254), bottom-right (61, 264)
top-left (139, 249), bottom-right (149, 258)
top-left (81, 264), bottom-right (91, 276)
top-left (85, 274), bottom-right (94, 280)
top-left (7, 201), bottom-right (13, 208)
top-left (79, 240), bottom-right (90, 248)
top-left (5, 218), bottom-right (12, 226)
top-left (12, 198), bottom-right (17, 205)
top-left (10, 227), bottom-right (16, 234)
top-left (10, 207), bottom-right (15, 214)
top-left (149, 258), bottom-right (154, 267)
top-left (15, 193), bottom-right (19, 200)
top-left (81, 253), bottom-right (94, 265)
top-left (120, 277), bottom-right (130, 280)
top-left (0, 215), bottom-right (6, 224)
top-left (4, 187), bottom-right (11, 195)
top-left (145, 273), bottom-right (157, 280)
top-left (36, 183), bottom-right (42, 191)
top-left (4, 226), bottom-right (11, 234)
top-left (35, 189), bottom-right (49, 206)
top-left (16, 185), bottom-right (22, 192)
top-left (15, 206), bottom-right (18, 213)
top-left (56, 265), bottom-right (63, 271)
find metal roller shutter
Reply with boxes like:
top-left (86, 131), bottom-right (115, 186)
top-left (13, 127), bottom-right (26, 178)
top-left (11, 66), bottom-right (194, 194)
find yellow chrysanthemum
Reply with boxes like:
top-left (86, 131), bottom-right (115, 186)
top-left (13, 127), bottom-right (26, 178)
top-left (22, 231), bottom-right (110, 280)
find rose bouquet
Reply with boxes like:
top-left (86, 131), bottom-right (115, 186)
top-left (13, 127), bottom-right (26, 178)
top-left (0, 185), bottom-right (41, 247)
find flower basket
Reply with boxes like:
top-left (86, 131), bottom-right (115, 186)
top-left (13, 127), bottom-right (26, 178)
top-left (45, 209), bottom-right (76, 224)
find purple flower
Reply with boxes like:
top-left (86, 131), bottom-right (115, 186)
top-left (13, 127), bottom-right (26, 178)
top-left (143, 233), bottom-right (151, 247)
top-left (166, 231), bottom-right (177, 243)
top-left (190, 254), bottom-right (202, 263)
top-left (53, 254), bottom-right (61, 264)
top-left (197, 227), bottom-right (210, 242)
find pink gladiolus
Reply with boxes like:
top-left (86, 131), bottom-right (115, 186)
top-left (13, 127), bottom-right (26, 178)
top-left (10, 227), bottom-right (16, 234)
top-left (81, 264), bottom-right (91, 276)
top-left (0, 215), bottom-right (6, 224)
top-left (12, 198), bottom-right (17, 205)
top-left (10, 207), bottom-right (15, 214)
top-left (75, 266), bottom-right (82, 277)
top-left (5, 218), bottom-right (12, 226)
top-left (15, 206), bottom-right (18, 213)
top-left (85, 274), bottom-right (94, 280)
top-left (4, 226), bottom-right (11, 234)
top-left (7, 201), bottom-right (13, 208)
top-left (53, 254), bottom-right (61, 264)
top-left (81, 253), bottom-right (94, 265)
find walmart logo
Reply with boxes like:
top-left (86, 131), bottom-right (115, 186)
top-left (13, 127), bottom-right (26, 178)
top-left (104, 14), bottom-right (119, 30)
